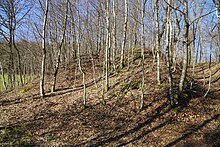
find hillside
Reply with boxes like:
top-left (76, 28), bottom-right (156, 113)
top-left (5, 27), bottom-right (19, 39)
top-left (0, 53), bottom-right (219, 146)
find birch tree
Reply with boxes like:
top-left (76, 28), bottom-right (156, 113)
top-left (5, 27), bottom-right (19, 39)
top-left (120, 0), bottom-right (128, 68)
top-left (105, 0), bottom-right (110, 92)
top-left (112, 0), bottom-right (117, 71)
top-left (165, 0), bottom-right (174, 106)
top-left (179, 0), bottom-right (189, 94)
top-left (155, 0), bottom-right (161, 85)
top-left (77, 0), bottom-right (86, 107)
top-left (213, 0), bottom-right (220, 62)
top-left (140, 0), bottom-right (147, 110)
top-left (40, 0), bottom-right (50, 98)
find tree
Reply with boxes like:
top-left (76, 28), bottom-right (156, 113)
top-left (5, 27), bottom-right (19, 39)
top-left (213, 0), bottom-right (220, 62)
top-left (77, 0), bottom-right (86, 107)
top-left (105, 0), bottom-right (110, 92)
top-left (179, 0), bottom-right (189, 94)
top-left (51, 0), bottom-right (69, 93)
top-left (40, 0), bottom-right (50, 98)
top-left (0, 0), bottom-right (33, 89)
top-left (112, 0), bottom-right (117, 71)
top-left (120, 0), bottom-right (128, 68)
top-left (165, 0), bottom-right (174, 106)
top-left (155, 0), bottom-right (161, 85)
top-left (140, 0), bottom-right (147, 110)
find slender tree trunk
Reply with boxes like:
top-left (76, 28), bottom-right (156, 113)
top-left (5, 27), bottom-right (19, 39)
top-left (120, 0), bottom-right (128, 68)
top-left (13, 10), bottom-right (23, 86)
top-left (8, 26), bottom-right (14, 89)
top-left (165, 0), bottom-right (174, 106)
top-left (112, 0), bottom-right (117, 71)
top-left (69, 5), bottom-right (77, 59)
top-left (0, 62), bottom-right (6, 91)
top-left (179, 0), bottom-right (189, 94)
top-left (132, 4), bottom-right (138, 63)
top-left (40, 0), bottom-right (49, 98)
top-left (155, 0), bottom-right (161, 85)
top-left (127, 29), bottom-right (132, 70)
top-left (140, 0), bottom-right (147, 110)
top-left (51, 0), bottom-right (68, 93)
top-left (204, 37), bottom-right (213, 97)
top-left (218, 2), bottom-right (220, 62)
top-left (77, 0), bottom-right (86, 107)
top-left (13, 38), bottom-right (23, 86)
top-left (151, 2), bottom-right (156, 67)
top-left (105, 0), bottom-right (110, 92)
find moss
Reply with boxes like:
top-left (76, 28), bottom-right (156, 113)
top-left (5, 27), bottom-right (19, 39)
top-left (19, 87), bottom-right (31, 94)
top-left (130, 80), bottom-right (141, 89)
top-left (172, 107), bottom-right (178, 113)
top-left (47, 135), bottom-right (56, 142)
top-left (121, 80), bottom-right (141, 92)
top-left (174, 94), bottom-right (179, 100)
top-left (121, 83), bottom-right (130, 92)
top-left (157, 82), bottom-right (165, 89)
top-left (110, 93), bottom-right (118, 98)
top-left (183, 93), bottom-right (188, 98)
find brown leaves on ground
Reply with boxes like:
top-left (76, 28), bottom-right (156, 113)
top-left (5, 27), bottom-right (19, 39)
top-left (0, 56), bottom-right (219, 146)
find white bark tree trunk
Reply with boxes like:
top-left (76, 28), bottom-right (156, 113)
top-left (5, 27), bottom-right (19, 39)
top-left (155, 0), bottom-right (161, 85)
top-left (179, 0), bottom-right (189, 94)
top-left (40, 0), bottom-right (49, 98)
top-left (120, 0), bottom-right (128, 68)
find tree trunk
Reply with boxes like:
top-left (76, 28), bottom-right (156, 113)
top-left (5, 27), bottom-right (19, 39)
top-left (0, 62), bottom-right (7, 91)
top-left (40, 0), bottom-right (49, 98)
top-left (13, 36), bottom-right (23, 86)
top-left (120, 0), bottom-right (128, 68)
top-left (112, 0), bottom-right (117, 71)
top-left (140, 0), bottom-right (146, 110)
top-left (155, 0), bottom-right (161, 85)
top-left (165, 0), bottom-right (174, 106)
top-left (105, 0), bottom-right (110, 92)
top-left (77, 0), bottom-right (87, 107)
top-left (179, 0), bottom-right (189, 94)
top-left (51, 0), bottom-right (68, 93)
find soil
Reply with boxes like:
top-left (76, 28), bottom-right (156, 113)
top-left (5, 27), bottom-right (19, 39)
top-left (0, 54), bottom-right (219, 146)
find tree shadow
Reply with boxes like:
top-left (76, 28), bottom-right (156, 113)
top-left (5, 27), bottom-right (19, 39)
top-left (204, 125), bottom-right (220, 147)
top-left (74, 102), bottom-right (171, 146)
top-left (165, 114), bottom-right (220, 147)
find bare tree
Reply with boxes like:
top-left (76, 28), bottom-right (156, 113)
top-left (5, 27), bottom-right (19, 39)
top-left (165, 0), bottom-right (174, 106)
top-left (120, 0), bottom-right (128, 68)
top-left (155, 0), bottom-right (161, 85)
top-left (105, 0), bottom-right (110, 92)
top-left (40, 0), bottom-right (50, 98)
top-left (112, 0), bottom-right (117, 71)
top-left (77, 0), bottom-right (86, 107)
top-left (179, 0), bottom-right (189, 94)
top-left (0, 0), bottom-right (33, 89)
top-left (51, 0), bottom-right (69, 93)
top-left (140, 0), bottom-right (147, 110)
top-left (213, 0), bottom-right (220, 62)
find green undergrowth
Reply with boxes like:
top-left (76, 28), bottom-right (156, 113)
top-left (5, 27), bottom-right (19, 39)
top-left (121, 80), bottom-right (141, 92)
top-left (19, 87), bottom-right (31, 94)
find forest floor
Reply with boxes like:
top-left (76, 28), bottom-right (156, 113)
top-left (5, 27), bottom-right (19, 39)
top-left (0, 53), bottom-right (219, 146)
